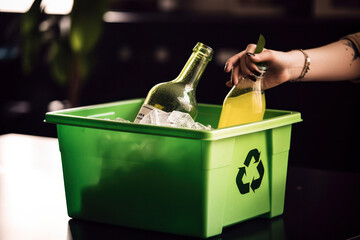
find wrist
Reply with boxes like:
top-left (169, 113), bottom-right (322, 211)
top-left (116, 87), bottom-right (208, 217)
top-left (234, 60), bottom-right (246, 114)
top-left (287, 50), bottom-right (307, 82)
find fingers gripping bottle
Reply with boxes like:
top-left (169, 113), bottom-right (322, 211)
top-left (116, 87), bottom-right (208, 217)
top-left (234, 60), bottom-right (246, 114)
top-left (217, 65), bottom-right (268, 128)
top-left (134, 42), bottom-right (213, 123)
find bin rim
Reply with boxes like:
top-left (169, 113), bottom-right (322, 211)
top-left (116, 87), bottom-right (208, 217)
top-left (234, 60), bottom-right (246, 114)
top-left (45, 99), bottom-right (302, 141)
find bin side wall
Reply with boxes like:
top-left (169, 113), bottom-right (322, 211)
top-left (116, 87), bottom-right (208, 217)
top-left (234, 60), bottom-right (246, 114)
top-left (200, 139), bottom-right (234, 237)
top-left (222, 131), bottom-right (271, 226)
top-left (57, 124), bottom-right (208, 237)
top-left (265, 125), bottom-right (292, 218)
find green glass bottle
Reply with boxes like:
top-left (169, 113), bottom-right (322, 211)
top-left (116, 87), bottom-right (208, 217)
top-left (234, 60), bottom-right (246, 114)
top-left (134, 42), bottom-right (213, 123)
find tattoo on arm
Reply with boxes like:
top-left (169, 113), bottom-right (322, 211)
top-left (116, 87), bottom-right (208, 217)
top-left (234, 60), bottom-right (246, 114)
top-left (344, 40), bottom-right (360, 64)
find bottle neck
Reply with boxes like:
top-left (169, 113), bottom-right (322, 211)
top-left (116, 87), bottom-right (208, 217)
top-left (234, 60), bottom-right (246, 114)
top-left (255, 65), bottom-right (267, 91)
top-left (173, 52), bottom-right (210, 90)
top-left (229, 67), bottom-right (267, 97)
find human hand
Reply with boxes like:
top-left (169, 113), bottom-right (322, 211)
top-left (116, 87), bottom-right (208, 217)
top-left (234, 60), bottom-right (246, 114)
top-left (224, 44), bottom-right (301, 90)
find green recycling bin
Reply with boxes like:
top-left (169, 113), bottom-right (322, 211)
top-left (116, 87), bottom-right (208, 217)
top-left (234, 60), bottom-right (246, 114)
top-left (45, 98), bottom-right (302, 238)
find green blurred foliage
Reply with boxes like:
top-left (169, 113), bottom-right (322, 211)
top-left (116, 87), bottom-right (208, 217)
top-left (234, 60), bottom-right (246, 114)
top-left (21, 0), bottom-right (109, 104)
top-left (70, 0), bottom-right (108, 54)
top-left (21, 0), bottom-right (43, 75)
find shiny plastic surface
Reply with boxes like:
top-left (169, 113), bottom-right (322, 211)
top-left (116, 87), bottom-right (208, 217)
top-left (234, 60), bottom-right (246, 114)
top-left (45, 99), bottom-right (302, 238)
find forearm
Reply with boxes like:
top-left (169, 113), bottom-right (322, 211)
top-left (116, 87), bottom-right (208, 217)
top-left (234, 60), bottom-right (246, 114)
top-left (287, 40), bottom-right (360, 82)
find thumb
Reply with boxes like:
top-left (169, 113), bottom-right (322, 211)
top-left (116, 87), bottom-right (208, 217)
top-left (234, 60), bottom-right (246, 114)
top-left (249, 50), bottom-right (274, 64)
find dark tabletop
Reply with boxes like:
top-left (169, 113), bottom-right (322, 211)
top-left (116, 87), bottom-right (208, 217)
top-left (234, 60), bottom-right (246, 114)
top-left (0, 134), bottom-right (359, 240)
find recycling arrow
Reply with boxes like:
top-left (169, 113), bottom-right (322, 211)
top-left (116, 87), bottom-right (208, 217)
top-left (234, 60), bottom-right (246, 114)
top-left (236, 167), bottom-right (250, 194)
top-left (250, 160), bottom-right (264, 192)
top-left (244, 148), bottom-right (260, 167)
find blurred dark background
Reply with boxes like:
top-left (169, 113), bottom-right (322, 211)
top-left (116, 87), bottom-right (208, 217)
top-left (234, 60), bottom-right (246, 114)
top-left (0, 0), bottom-right (359, 172)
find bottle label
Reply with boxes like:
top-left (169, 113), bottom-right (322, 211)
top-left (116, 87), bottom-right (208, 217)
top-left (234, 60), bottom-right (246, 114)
top-left (134, 104), bottom-right (155, 123)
